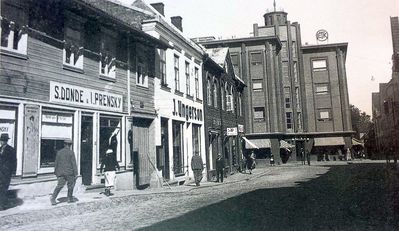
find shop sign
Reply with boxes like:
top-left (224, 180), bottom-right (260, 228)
top-left (172, 99), bottom-right (203, 122)
top-left (50, 81), bottom-right (123, 112)
top-left (226, 127), bottom-right (238, 136)
top-left (238, 124), bottom-right (244, 133)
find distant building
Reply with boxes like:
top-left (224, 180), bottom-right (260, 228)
top-left (372, 16), bottom-right (399, 158)
top-left (198, 8), bottom-right (353, 163)
top-left (301, 43), bottom-right (353, 158)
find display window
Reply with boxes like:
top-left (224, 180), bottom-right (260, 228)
top-left (0, 107), bottom-right (17, 147)
top-left (99, 116), bottom-right (121, 163)
top-left (40, 112), bottom-right (73, 167)
top-left (172, 120), bottom-right (184, 175)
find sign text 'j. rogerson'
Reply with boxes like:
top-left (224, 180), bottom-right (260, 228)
top-left (172, 99), bottom-right (203, 121)
top-left (50, 81), bottom-right (123, 112)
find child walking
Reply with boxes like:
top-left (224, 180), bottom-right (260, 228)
top-left (100, 149), bottom-right (120, 196)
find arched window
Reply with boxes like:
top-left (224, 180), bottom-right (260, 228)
top-left (213, 79), bottom-right (218, 108)
top-left (230, 85), bottom-right (235, 112)
top-left (225, 83), bottom-right (230, 111)
top-left (207, 77), bottom-right (212, 106)
top-left (221, 81), bottom-right (225, 110)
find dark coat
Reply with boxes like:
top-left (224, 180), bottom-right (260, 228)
top-left (100, 154), bottom-right (120, 173)
top-left (216, 157), bottom-right (225, 170)
top-left (191, 155), bottom-right (204, 171)
top-left (54, 147), bottom-right (78, 177)
top-left (0, 144), bottom-right (17, 184)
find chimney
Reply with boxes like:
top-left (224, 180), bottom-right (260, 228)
top-left (150, 3), bottom-right (164, 16)
top-left (171, 16), bottom-right (183, 32)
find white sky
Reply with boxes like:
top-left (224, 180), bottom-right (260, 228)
top-left (121, 0), bottom-right (399, 115)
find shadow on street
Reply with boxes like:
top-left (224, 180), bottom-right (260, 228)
top-left (140, 163), bottom-right (399, 231)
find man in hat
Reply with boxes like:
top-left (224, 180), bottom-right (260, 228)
top-left (0, 133), bottom-right (16, 210)
top-left (216, 153), bottom-right (225, 183)
top-left (50, 140), bottom-right (78, 205)
top-left (191, 152), bottom-right (204, 186)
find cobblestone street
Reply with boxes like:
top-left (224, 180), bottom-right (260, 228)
top-left (0, 165), bottom-right (329, 231)
top-left (2, 161), bottom-right (398, 231)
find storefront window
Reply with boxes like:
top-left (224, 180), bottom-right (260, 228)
top-left (192, 124), bottom-right (201, 156)
top-left (40, 112), bottom-right (73, 167)
top-left (99, 116), bottom-right (121, 163)
top-left (0, 107), bottom-right (17, 147)
top-left (172, 121), bottom-right (184, 175)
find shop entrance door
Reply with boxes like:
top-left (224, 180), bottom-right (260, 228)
top-left (80, 115), bottom-right (93, 185)
top-left (160, 118), bottom-right (169, 180)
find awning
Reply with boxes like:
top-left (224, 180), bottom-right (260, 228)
top-left (243, 137), bottom-right (271, 149)
top-left (314, 137), bottom-right (345, 146)
top-left (352, 138), bottom-right (364, 147)
top-left (280, 140), bottom-right (294, 149)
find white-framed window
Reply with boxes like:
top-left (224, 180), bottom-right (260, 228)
top-left (174, 55), bottom-right (180, 91)
top-left (320, 111), bottom-right (330, 119)
top-left (318, 109), bottom-right (332, 121)
top-left (160, 49), bottom-right (167, 86)
top-left (213, 80), bottom-right (218, 108)
top-left (194, 67), bottom-right (200, 99)
top-left (0, 11), bottom-right (28, 55)
top-left (136, 61), bottom-right (148, 87)
top-left (99, 32), bottom-right (116, 79)
top-left (293, 62), bottom-right (298, 82)
top-left (253, 82), bottom-right (263, 91)
top-left (282, 61), bottom-right (289, 79)
top-left (239, 93), bottom-right (243, 116)
top-left (316, 85), bottom-right (329, 95)
top-left (63, 26), bottom-right (83, 69)
top-left (312, 59), bottom-right (327, 72)
top-left (226, 95), bottom-right (233, 111)
top-left (185, 62), bottom-right (190, 95)
top-left (281, 41), bottom-right (287, 58)
top-left (292, 41), bottom-right (297, 58)
top-left (253, 107), bottom-right (265, 120)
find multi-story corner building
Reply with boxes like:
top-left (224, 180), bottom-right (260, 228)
top-left (199, 8), bottom-right (353, 163)
top-left (0, 0), bottom-right (168, 197)
top-left (372, 16), bottom-right (399, 158)
top-left (202, 47), bottom-right (246, 178)
top-left (197, 34), bottom-right (285, 163)
top-left (301, 43), bottom-right (353, 158)
top-left (132, 1), bottom-right (206, 184)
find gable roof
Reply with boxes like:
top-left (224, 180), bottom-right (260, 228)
top-left (205, 47), bottom-right (229, 68)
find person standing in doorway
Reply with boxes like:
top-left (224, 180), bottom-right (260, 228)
top-left (300, 147), bottom-right (305, 165)
top-left (100, 149), bottom-right (120, 196)
top-left (306, 149), bottom-right (311, 165)
top-left (50, 140), bottom-right (78, 205)
top-left (0, 133), bottom-right (17, 210)
top-left (216, 153), bottom-right (225, 183)
top-left (191, 152), bottom-right (204, 186)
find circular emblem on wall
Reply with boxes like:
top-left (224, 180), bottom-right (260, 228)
top-left (316, 29), bottom-right (328, 42)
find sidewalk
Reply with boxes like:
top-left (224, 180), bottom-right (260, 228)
top-left (0, 167), bottom-right (271, 218)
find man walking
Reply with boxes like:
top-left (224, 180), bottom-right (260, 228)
top-left (191, 152), bottom-right (204, 186)
top-left (216, 153), bottom-right (225, 183)
top-left (0, 133), bottom-right (17, 210)
top-left (50, 140), bottom-right (78, 205)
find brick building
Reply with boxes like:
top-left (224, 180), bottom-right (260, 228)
top-left (202, 47), bottom-right (246, 179)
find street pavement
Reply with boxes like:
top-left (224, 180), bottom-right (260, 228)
top-left (0, 160), bottom-right (390, 230)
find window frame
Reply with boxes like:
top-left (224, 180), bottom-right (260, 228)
top-left (174, 55), bottom-right (180, 91)
top-left (253, 107), bottom-right (265, 121)
top-left (312, 59), bottom-right (327, 72)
